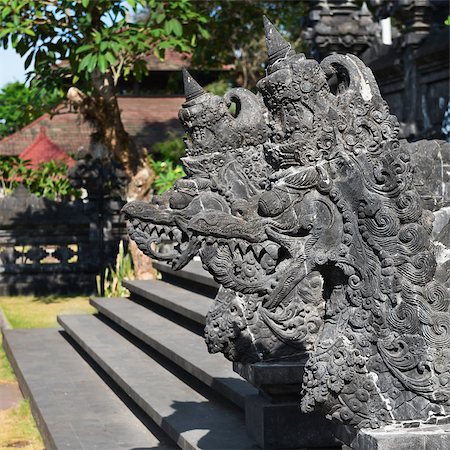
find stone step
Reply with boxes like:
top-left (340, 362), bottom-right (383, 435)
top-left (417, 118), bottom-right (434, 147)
top-left (154, 260), bottom-right (218, 294)
top-left (123, 279), bottom-right (210, 326)
top-left (2, 328), bottom-right (173, 450)
top-left (91, 297), bottom-right (257, 408)
top-left (58, 314), bottom-right (258, 450)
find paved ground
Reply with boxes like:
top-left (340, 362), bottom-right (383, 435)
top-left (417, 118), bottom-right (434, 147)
top-left (0, 382), bottom-right (22, 410)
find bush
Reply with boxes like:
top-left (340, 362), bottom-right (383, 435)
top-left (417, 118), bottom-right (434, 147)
top-left (0, 156), bottom-right (29, 196)
top-left (149, 157), bottom-right (185, 195)
top-left (152, 133), bottom-right (185, 163)
top-left (150, 133), bottom-right (186, 194)
top-left (205, 79), bottom-right (231, 96)
top-left (0, 156), bottom-right (81, 201)
top-left (96, 240), bottom-right (134, 297)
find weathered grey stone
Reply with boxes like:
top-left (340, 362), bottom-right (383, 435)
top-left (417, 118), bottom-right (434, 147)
top-left (303, 1), bottom-right (380, 59)
top-left (58, 314), bottom-right (258, 450)
top-left (123, 277), bottom-right (212, 325)
top-left (124, 15), bottom-right (450, 436)
top-left (234, 361), bottom-right (305, 396)
top-left (3, 328), bottom-right (169, 450)
top-left (90, 296), bottom-right (257, 408)
top-left (245, 394), bottom-right (338, 449)
top-left (153, 260), bottom-right (219, 290)
top-left (302, 1), bottom-right (449, 141)
top-left (336, 420), bottom-right (450, 450)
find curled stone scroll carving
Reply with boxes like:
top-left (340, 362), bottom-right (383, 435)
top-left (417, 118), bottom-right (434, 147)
top-left (124, 17), bottom-right (449, 429)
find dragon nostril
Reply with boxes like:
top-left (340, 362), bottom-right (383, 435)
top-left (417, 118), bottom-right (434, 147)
top-left (169, 192), bottom-right (194, 210)
top-left (258, 190), bottom-right (286, 217)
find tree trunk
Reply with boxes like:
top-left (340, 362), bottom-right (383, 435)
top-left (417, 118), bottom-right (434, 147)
top-left (68, 70), bottom-right (156, 280)
top-left (128, 239), bottom-right (157, 280)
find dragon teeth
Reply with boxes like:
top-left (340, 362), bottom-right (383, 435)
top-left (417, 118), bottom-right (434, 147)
top-left (265, 243), bottom-right (280, 260)
top-left (252, 244), bottom-right (264, 259)
top-left (173, 229), bottom-right (182, 243)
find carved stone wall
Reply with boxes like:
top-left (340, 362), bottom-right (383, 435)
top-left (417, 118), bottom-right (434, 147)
top-left (302, 0), bottom-right (449, 140)
top-left (0, 183), bottom-right (126, 296)
top-left (124, 18), bottom-right (450, 430)
top-left (304, 0), bottom-right (380, 59)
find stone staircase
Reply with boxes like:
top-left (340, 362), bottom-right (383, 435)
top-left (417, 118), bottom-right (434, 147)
top-left (3, 261), bottom-right (268, 450)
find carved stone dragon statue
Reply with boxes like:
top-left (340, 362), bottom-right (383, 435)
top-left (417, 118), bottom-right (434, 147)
top-left (123, 17), bottom-right (450, 430)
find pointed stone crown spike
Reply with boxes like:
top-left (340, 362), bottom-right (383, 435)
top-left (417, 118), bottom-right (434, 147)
top-left (360, 2), bottom-right (370, 16)
top-left (182, 68), bottom-right (205, 103)
top-left (263, 16), bottom-right (293, 65)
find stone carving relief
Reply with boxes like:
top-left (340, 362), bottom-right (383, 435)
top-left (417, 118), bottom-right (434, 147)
top-left (304, 1), bottom-right (380, 59)
top-left (124, 17), bottom-right (450, 429)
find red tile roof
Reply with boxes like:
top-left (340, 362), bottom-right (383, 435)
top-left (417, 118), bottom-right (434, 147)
top-left (0, 96), bottom-right (185, 157)
top-left (20, 127), bottom-right (75, 168)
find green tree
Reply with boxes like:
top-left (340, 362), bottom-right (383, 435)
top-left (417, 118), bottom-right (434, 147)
top-left (0, 0), bottom-right (208, 201)
top-left (192, 1), bottom-right (307, 89)
top-left (0, 82), bottom-right (62, 138)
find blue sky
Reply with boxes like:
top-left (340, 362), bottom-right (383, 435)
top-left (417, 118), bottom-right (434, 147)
top-left (0, 1), bottom-right (132, 90)
top-left (0, 47), bottom-right (29, 89)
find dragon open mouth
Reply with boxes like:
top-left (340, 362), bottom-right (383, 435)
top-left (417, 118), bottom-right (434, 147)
top-left (135, 221), bottom-right (184, 247)
top-left (127, 216), bottom-right (199, 270)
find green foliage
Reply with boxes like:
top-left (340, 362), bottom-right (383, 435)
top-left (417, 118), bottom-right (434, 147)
top-left (0, 1), bottom-right (207, 196)
top-left (205, 78), bottom-right (232, 96)
top-left (0, 156), bottom-right (81, 201)
top-left (27, 160), bottom-right (81, 201)
top-left (97, 240), bottom-right (134, 297)
top-left (149, 157), bottom-right (185, 195)
top-left (445, 16), bottom-right (450, 26)
top-left (149, 134), bottom-right (186, 194)
top-left (0, 0), bottom-right (208, 94)
top-left (0, 82), bottom-right (63, 138)
top-left (191, 1), bottom-right (307, 88)
top-left (152, 133), bottom-right (186, 163)
top-left (0, 156), bottom-right (30, 195)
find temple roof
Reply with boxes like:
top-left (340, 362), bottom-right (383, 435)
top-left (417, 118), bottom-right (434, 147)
top-left (0, 97), bottom-right (185, 157)
top-left (20, 127), bottom-right (75, 168)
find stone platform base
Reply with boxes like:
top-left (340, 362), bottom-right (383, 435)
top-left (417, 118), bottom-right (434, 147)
top-left (245, 394), bottom-right (339, 449)
top-left (336, 421), bottom-right (450, 450)
top-left (235, 360), bottom-right (339, 448)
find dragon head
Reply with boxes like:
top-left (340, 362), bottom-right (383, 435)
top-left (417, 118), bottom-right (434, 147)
top-left (123, 71), bottom-right (269, 270)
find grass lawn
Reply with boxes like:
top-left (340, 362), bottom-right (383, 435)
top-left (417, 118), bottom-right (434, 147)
top-left (0, 399), bottom-right (42, 450)
top-left (0, 295), bottom-right (95, 450)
